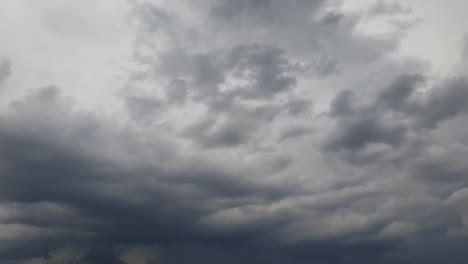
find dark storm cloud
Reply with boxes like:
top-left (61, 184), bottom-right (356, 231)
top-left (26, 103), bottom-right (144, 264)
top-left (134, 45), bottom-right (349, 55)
top-left (376, 73), bottom-right (425, 112)
top-left (324, 87), bottom-right (408, 152)
top-left (329, 89), bottom-right (357, 116)
top-left (413, 77), bottom-right (468, 129)
top-left (324, 74), bottom-right (468, 155)
top-left (0, 86), bottom-right (419, 264)
top-left (377, 74), bottom-right (468, 129)
top-left (0, 87), bottom-right (307, 263)
top-left (3, 1), bottom-right (468, 264)
top-left (323, 112), bottom-right (407, 151)
top-left (412, 154), bottom-right (468, 184)
top-left (3, 85), bottom-right (468, 264)
top-left (17, 246), bottom-right (125, 264)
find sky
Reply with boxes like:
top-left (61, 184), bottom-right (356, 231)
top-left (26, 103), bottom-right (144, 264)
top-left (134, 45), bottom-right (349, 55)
top-left (0, 0), bottom-right (468, 263)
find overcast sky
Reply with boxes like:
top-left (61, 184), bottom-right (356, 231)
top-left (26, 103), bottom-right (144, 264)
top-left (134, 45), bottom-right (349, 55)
top-left (1, 0), bottom-right (468, 263)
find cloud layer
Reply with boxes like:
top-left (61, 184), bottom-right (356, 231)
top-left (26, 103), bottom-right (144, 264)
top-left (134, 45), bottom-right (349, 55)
top-left (0, 0), bottom-right (468, 263)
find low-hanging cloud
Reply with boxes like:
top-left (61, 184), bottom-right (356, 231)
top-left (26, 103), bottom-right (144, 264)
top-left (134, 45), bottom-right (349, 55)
top-left (1, 1), bottom-right (468, 264)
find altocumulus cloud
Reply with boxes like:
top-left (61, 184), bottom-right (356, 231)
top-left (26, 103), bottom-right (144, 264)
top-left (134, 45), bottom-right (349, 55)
top-left (0, 0), bottom-right (468, 263)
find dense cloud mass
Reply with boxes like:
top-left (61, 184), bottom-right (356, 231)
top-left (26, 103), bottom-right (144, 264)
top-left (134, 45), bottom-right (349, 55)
top-left (1, 0), bottom-right (468, 263)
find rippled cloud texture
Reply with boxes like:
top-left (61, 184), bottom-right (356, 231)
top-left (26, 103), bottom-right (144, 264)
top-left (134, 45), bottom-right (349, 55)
top-left (1, 0), bottom-right (468, 263)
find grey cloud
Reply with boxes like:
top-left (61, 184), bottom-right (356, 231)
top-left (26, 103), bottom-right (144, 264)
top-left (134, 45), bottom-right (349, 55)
top-left (320, 12), bottom-right (345, 26)
top-left (207, 0), bottom-right (399, 62)
top-left (9, 85), bottom-right (67, 109)
top-left (368, 1), bottom-right (412, 16)
top-left (329, 89), bottom-right (357, 116)
top-left (0, 58), bottom-right (11, 87)
top-left (210, 0), bottom-right (323, 25)
top-left (325, 85), bottom-right (408, 152)
top-left (190, 54), bottom-right (225, 87)
top-left (325, 74), bottom-right (468, 155)
top-left (0, 86), bottom-right (303, 263)
top-left (144, 44), bottom-right (301, 106)
top-left (201, 120), bottom-right (251, 148)
top-left (158, 44), bottom-right (300, 104)
top-left (311, 55), bottom-right (340, 77)
top-left (409, 147), bottom-right (468, 199)
top-left (283, 98), bottom-right (311, 116)
top-left (182, 114), bottom-right (258, 148)
top-left (323, 112), bottom-right (407, 152)
top-left (125, 4), bottom-right (468, 262)
top-left (133, 0), bottom-right (401, 82)
top-left (22, 246), bottom-right (125, 264)
top-left (0, 85), bottom-right (424, 264)
top-left (379, 75), bottom-right (468, 129)
top-left (127, 0), bottom-right (404, 158)
top-left (81, 246), bottom-right (127, 264)
top-left (211, 0), bottom-right (273, 22)
top-left (4, 1), bottom-right (468, 264)
top-left (165, 78), bottom-right (188, 104)
top-left (376, 73), bottom-right (425, 112)
top-left (4, 85), bottom-right (468, 264)
top-left (320, 72), bottom-right (468, 261)
top-left (374, 74), bottom-right (468, 130)
top-left (126, 95), bottom-right (164, 121)
top-left (134, 41), bottom-right (311, 148)
top-left (278, 124), bottom-right (313, 142)
top-left (224, 45), bottom-right (297, 100)
top-left (414, 77), bottom-right (468, 129)
top-left (132, 2), bottom-right (173, 34)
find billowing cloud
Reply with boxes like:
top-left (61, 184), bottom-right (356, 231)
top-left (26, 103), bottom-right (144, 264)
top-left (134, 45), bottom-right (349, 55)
top-left (0, 1), bottom-right (468, 264)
